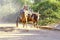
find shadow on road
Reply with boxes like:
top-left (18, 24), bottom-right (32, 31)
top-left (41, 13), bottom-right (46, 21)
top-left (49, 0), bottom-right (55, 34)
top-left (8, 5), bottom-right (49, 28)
top-left (0, 27), bottom-right (15, 32)
top-left (0, 25), bottom-right (60, 32)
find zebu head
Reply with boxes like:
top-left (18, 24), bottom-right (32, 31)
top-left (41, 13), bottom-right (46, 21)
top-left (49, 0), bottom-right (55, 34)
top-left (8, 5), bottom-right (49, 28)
top-left (32, 12), bottom-right (41, 21)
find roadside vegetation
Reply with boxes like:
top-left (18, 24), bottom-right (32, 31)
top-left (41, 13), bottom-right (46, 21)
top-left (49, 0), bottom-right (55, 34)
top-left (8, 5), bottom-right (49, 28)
top-left (18, 0), bottom-right (60, 26)
top-left (31, 0), bottom-right (60, 25)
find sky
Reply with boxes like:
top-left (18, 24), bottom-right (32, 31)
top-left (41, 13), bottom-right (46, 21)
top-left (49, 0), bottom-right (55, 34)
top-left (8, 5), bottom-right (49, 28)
top-left (0, 0), bottom-right (20, 16)
top-left (0, 0), bottom-right (21, 23)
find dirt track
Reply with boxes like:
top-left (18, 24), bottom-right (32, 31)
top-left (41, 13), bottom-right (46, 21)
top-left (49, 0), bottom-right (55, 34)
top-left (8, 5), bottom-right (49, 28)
top-left (0, 23), bottom-right (60, 40)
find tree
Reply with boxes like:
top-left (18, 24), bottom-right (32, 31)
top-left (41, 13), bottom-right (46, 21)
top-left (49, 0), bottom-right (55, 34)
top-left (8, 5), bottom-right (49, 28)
top-left (32, 0), bottom-right (60, 25)
top-left (34, 0), bottom-right (41, 4)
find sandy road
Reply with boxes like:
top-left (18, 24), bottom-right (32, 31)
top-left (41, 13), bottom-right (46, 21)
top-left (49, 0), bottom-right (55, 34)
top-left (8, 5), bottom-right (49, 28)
top-left (0, 23), bottom-right (60, 40)
top-left (0, 23), bottom-right (39, 38)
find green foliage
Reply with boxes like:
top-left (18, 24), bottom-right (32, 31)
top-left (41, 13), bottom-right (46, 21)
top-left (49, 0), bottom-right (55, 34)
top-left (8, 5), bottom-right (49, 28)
top-left (38, 18), bottom-right (60, 26)
top-left (32, 0), bottom-right (60, 25)
top-left (34, 0), bottom-right (41, 4)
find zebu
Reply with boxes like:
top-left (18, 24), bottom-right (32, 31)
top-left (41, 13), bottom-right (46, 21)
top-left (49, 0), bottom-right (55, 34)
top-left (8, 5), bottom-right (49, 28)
top-left (16, 12), bottom-right (40, 28)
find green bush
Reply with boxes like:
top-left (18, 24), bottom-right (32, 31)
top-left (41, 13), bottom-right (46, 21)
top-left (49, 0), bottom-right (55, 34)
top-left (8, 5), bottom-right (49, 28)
top-left (32, 0), bottom-right (60, 25)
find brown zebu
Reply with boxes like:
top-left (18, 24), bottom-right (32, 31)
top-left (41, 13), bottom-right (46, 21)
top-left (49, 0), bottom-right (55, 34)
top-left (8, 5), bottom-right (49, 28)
top-left (16, 13), bottom-right (26, 27)
top-left (16, 12), bottom-right (40, 28)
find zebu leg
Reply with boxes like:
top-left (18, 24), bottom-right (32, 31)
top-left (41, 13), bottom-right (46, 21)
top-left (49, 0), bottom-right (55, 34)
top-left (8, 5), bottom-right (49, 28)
top-left (16, 17), bottom-right (19, 27)
top-left (16, 16), bottom-right (20, 27)
top-left (35, 22), bottom-right (37, 27)
top-left (34, 22), bottom-right (36, 27)
top-left (23, 23), bottom-right (25, 28)
top-left (32, 21), bottom-right (35, 27)
top-left (25, 16), bottom-right (27, 28)
top-left (22, 22), bottom-right (26, 28)
top-left (32, 19), bottom-right (36, 28)
top-left (22, 18), bottom-right (26, 28)
top-left (24, 13), bottom-right (28, 28)
top-left (32, 20), bottom-right (37, 28)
